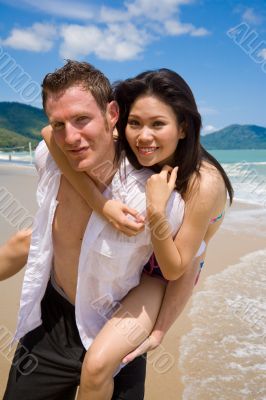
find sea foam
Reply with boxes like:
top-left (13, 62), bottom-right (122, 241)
top-left (222, 206), bottom-right (266, 238)
top-left (179, 249), bottom-right (266, 400)
top-left (223, 162), bottom-right (266, 207)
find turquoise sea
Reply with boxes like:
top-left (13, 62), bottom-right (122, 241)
top-left (210, 149), bottom-right (266, 164)
top-left (210, 150), bottom-right (266, 206)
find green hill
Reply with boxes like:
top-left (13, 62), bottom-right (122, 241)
top-left (201, 124), bottom-right (266, 149)
top-left (0, 127), bottom-right (34, 149)
top-left (0, 102), bottom-right (47, 150)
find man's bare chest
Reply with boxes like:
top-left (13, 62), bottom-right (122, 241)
top-left (53, 176), bottom-right (92, 247)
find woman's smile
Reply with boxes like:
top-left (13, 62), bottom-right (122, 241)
top-left (126, 95), bottom-right (185, 167)
top-left (137, 146), bottom-right (159, 156)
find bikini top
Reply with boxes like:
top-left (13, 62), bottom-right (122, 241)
top-left (195, 210), bottom-right (225, 257)
top-left (210, 210), bottom-right (225, 224)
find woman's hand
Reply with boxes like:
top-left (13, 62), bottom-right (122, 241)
top-left (146, 165), bottom-right (178, 217)
top-left (122, 331), bottom-right (163, 364)
top-left (103, 199), bottom-right (145, 236)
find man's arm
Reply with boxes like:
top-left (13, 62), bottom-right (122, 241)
top-left (41, 126), bottom-right (144, 236)
top-left (0, 230), bottom-right (31, 281)
top-left (122, 258), bottom-right (199, 363)
top-left (151, 258), bottom-right (198, 341)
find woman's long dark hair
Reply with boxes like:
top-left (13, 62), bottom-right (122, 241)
top-left (114, 68), bottom-right (233, 204)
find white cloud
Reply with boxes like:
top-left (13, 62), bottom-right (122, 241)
top-left (59, 25), bottom-right (102, 59)
top-left (3, 0), bottom-right (193, 23)
top-left (1, 23), bottom-right (57, 52)
top-left (164, 20), bottom-right (210, 36)
top-left (99, 23), bottom-right (149, 61)
top-left (202, 125), bottom-right (218, 135)
top-left (258, 48), bottom-right (266, 60)
top-left (126, 0), bottom-right (192, 21)
top-left (15, 0), bottom-right (96, 20)
top-left (164, 20), bottom-right (194, 35)
top-left (60, 23), bottom-right (149, 61)
top-left (199, 106), bottom-right (219, 116)
top-left (99, 6), bottom-right (129, 23)
top-left (191, 27), bottom-right (210, 37)
top-left (1, 0), bottom-right (211, 61)
top-left (242, 8), bottom-right (262, 25)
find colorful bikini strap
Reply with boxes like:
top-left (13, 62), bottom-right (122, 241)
top-left (210, 210), bottom-right (225, 224)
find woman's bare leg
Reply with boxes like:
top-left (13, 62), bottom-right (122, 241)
top-left (77, 274), bottom-right (166, 400)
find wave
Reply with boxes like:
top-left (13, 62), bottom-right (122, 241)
top-left (222, 163), bottom-right (266, 207)
top-left (223, 162), bottom-right (266, 166)
top-left (179, 249), bottom-right (266, 400)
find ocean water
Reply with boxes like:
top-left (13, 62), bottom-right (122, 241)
top-left (207, 149), bottom-right (266, 239)
top-left (179, 149), bottom-right (266, 399)
top-left (179, 250), bottom-right (266, 400)
top-left (210, 150), bottom-right (266, 207)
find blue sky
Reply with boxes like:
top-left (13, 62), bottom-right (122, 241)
top-left (0, 0), bottom-right (265, 133)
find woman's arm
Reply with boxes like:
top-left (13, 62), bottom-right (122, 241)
top-left (0, 230), bottom-right (31, 281)
top-left (146, 165), bottom-right (226, 280)
top-left (41, 126), bottom-right (144, 236)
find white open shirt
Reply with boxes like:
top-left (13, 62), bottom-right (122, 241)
top-left (14, 141), bottom-right (185, 351)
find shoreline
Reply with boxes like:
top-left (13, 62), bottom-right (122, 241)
top-left (0, 166), bottom-right (265, 399)
top-left (145, 202), bottom-right (266, 399)
top-left (0, 160), bottom-right (35, 170)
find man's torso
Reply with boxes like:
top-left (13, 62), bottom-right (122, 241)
top-left (52, 176), bottom-right (92, 304)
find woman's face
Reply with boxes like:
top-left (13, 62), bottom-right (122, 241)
top-left (125, 95), bottom-right (185, 168)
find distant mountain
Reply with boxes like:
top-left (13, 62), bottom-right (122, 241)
top-left (0, 102), bottom-right (47, 150)
top-left (201, 124), bottom-right (266, 150)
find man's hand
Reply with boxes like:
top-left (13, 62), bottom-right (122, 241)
top-left (103, 199), bottom-right (145, 236)
top-left (122, 331), bottom-right (163, 364)
top-left (0, 229), bottom-right (31, 281)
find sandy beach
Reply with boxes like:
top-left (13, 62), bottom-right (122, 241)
top-left (0, 164), bottom-right (265, 399)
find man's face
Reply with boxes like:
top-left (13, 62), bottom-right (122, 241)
top-left (45, 85), bottom-right (117, 176)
